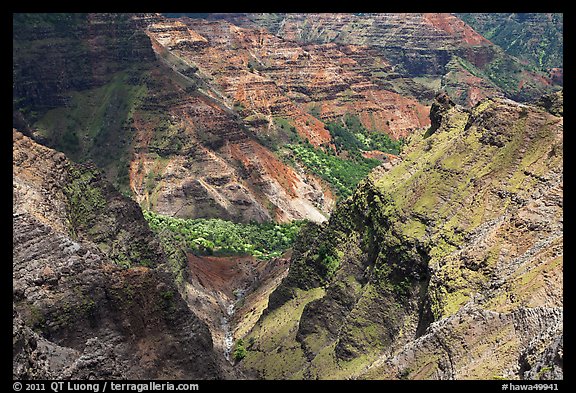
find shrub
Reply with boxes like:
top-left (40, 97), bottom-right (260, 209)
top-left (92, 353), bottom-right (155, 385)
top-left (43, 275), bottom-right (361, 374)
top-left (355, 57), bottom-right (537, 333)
top-left (233, 339), bottom-right (247, 361)
top-left (286, 142), bottom-right (380, 198)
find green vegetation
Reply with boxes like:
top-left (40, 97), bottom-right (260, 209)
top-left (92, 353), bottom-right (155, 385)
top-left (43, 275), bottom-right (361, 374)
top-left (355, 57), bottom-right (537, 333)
top-left (240, 93), bottom-right (563, 379)
top-left (13, 13), bottom-right (89, 32)
top-left (233, 339), bottom-right (248, 361)
top-left (249, 116), bottom-right (300, 151)
top-left (242, 287), bottom-right (326, 379)
top-left (311, 243), bottom-right (341, 283)
top-left (63, 165), bottom-right (107, 237)
top-left (143, 210), bottom-right (305, 260)
top-left (34, 70), bottom-right (147, 195)
top-left (33, 73), bottom-right (145, 158)
top-left (482, 53), bottom-right (527, 94)
top-left (233, 101), bottom-right (245, 112)
top-left (250, 112), bottom-right (403, 199)
top-left (283, 114), bottom-right (404, 198)
top-left (330, 114), bottom-right (404, 155)
top-left (159, 289), bottom-right (177, 314)
top-left (274, 117), bottom-right (297, 135)
top-left (307, 104), bottom-right (323, 120)
top-left (536, 366), bottom-right (554, 379)
top-left (287, 142), bottom-right (380, 198)
top-left (457, 13), bottom-right (563, 71)
top-left (13, 12), bottom-right (155, 197)
top-left (26, 303), bottom-right (46, 332)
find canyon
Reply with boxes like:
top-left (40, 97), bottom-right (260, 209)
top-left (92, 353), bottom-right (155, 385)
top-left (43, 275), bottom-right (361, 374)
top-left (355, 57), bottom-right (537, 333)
top-left (207, 13), bottom-right (559, 106)
top-left (240, 91), bottom-right (563, 379)
top-left (13, 13), bottom-right (562, 381)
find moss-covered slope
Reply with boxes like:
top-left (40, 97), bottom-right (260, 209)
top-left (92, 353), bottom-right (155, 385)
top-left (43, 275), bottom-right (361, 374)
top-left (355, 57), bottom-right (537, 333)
top-left (238, 92), bottom-right (563, 380)
top-left (457, 13), bottom-right (563, 72)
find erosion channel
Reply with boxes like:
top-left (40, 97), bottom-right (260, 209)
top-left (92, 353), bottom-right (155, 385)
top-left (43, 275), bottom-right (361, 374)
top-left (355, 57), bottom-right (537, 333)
top-left (184, 252), bottom-right (289, 372)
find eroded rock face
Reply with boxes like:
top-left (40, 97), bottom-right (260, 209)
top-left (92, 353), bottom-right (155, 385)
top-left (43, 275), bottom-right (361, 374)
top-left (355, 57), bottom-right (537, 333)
top-left (13, 129), bottom-right (164, 269)
top-left (148, 17), bottom-right (430, 141)
top-left (127, 70), bottom-right (333, 223)
top-left (216, 13), bottom-right (560, 107)
top-left (13, 130), bottom-right (223, 379)
top-left (13, 13), bottom-right (156, 112)
top-left (241, 94), bottom-right (563, 380)
top-left (13, 13), bottom-right (335, 224)
top-left (13, 13), bottom-right (562, 225)
top-left (183, 253), bottom-right (289, 370)
top-left (121, 13), bottom-right (439, 222)
top-left (365, 306), bottom-right (563, 379)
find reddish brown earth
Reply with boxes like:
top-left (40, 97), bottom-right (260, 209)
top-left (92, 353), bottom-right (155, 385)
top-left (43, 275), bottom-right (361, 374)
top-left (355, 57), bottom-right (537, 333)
top-left (219, 13), bottom-right (559, 108)
top-left (187, 254), bottom-right (266, 298)
top-left (184, 252), bottom-right (289, 369)
top-left (134, 14), bottom-right (434, 223)
top-left (13, 13), bottom-right (335, 224)
top-left (15, 13), bottom-right (560, 226)
top-left (361, 150), bottom-right (400, 162)
top-left (146, 17), bottom-right (431, 142)
top-left (423, 13), bottom-right (490, 46)
top-left (125, 55), bottom-right (333, 223)
top-left (549, 68), bottom-right (563, 85)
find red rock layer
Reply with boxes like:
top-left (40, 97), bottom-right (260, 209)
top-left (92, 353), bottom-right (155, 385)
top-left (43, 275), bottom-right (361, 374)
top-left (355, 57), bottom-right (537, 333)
top-left (127, 61), bottom-right (333, 223)
top-left (145, 17), bottom-right (431, 144)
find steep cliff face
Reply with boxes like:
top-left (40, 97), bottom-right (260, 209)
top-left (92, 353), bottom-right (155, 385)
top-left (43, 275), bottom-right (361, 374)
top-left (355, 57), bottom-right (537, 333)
top-left (215, 13), bottom-right (560, 107)
top-left (148, 17), bottom-right (430, 141)
top-left (13, 130), bottom-right (224, 379)
top-left (13, 13), bottom-right (563, 381)
top-left (15, 13), bottom-right (561, 224)
top-left (457, 13), bottom-right (563, 74)
top-left (13, 13), bottom-right (156, 113)
top-left (124, 59), bottom-right (332, 223)
top-left (13, 13), bottom-right (334, 223)
top-left (238, 93), bottom-right (563, 380)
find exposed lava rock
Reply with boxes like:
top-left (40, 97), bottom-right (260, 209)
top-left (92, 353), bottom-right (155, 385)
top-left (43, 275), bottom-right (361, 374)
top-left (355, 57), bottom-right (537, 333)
top-left (13, 130), bottom-right (223, 379)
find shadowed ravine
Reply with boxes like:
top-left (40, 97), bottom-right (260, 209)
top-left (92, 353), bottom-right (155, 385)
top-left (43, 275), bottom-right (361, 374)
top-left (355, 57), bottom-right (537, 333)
top-left (183, 252), bottom-right (289, 369)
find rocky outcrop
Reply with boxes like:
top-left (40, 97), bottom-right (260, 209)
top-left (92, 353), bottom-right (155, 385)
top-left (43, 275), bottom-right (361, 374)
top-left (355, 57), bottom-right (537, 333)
top-left (427, 92), bottom-right (456, 135)
top-left (13, 129), bottom-right (164, 269)
top-left (362, 307), bottom-right (563, 379)
top-left (519, 320), bottom-right (563, 380)
top-left (127, 83), bottom-right (334, 223)
top-left (239, 93), bottom-right (563, 380)
top-left (536, 90), bottom-right (563, 116)
top-left (183, 253), bottom-right (289, 369)
top-left (13, 130), bottom-right (224, 379)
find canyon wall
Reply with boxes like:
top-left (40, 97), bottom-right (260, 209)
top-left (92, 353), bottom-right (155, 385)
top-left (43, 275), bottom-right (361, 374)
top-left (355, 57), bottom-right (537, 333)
top-left (13, 129), bottom-right (225, 379)
top-left (239, 92), bottom-right (563, 380)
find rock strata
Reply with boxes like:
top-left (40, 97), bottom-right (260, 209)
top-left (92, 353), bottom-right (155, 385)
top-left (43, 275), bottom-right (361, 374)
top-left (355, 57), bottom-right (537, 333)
top-left (13, 129), bottom-right (224, 379)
